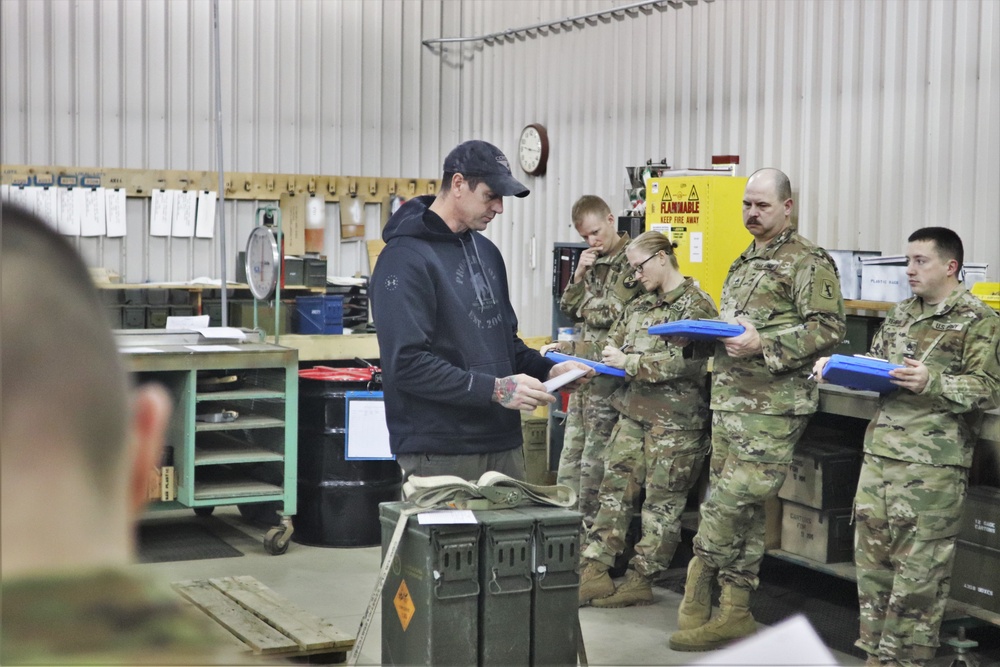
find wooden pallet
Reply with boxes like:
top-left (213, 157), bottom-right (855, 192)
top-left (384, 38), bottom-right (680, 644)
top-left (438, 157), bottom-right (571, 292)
top-left (172, 575), bottom-right (355, 659)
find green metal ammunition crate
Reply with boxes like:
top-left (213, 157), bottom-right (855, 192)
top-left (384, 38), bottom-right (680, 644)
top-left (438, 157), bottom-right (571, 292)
top-left (380, 502), bottom-right (480, 666)
top-left (379, 501), bottom-right (582, 666)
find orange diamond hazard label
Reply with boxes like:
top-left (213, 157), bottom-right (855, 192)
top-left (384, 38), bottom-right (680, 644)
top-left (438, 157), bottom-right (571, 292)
top-left (394, 579), bottom-right (415, 631)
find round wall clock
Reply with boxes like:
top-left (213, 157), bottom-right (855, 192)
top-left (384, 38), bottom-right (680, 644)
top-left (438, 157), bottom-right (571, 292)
top-left (245, 225), bottom-right (280, 301)
top-left (518, 123), bottom-right (549, 176)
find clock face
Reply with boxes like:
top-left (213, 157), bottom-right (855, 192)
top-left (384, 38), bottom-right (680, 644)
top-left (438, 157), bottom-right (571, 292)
top-left (245, 226), bottom-right (280, 301)
top-left (519, 124), bottom-right (548, 176)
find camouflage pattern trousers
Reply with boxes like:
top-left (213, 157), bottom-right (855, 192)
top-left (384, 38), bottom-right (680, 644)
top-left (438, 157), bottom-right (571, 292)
top-left (693, 410), bottom-right (809, 590)
top-left (581, 416), bottom-right (709, 578)
top-left (854, 454), bottom-right (968, 663)
top-left (556, 388), bottom-right (619, 529)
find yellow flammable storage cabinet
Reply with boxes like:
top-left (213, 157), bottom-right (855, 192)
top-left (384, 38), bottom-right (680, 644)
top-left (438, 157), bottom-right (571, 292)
top-left (645, 175), bottom-right (750, 307)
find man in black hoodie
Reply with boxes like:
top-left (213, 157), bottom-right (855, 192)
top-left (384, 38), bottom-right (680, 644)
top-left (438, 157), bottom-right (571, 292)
top-left (370, 140), bottom-right (590, 482)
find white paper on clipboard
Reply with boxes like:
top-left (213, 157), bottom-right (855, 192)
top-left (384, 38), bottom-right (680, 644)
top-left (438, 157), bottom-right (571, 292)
top-left (344, 391), bottom-right (394, 460)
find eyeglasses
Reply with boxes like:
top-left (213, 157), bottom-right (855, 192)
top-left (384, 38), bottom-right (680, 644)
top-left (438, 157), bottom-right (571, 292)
top-left (631, 252), bottom-right (659, 277)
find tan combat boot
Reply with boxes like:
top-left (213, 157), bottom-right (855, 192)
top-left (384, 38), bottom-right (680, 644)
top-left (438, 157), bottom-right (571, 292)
top-left (578, 559), bottom-right (614, 606)
top-left (668, 584), bottom-right (756, 652)
top-left (676, 556), bottom-right (716, 631)
top-left (590, 568), bottom-right (653, 608)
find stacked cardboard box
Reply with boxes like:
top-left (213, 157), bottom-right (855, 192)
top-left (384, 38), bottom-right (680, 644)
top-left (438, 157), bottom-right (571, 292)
top-left (951, 485), bottom-right (1000, 613)
top-left (778, 438), bottom-right (861, 563)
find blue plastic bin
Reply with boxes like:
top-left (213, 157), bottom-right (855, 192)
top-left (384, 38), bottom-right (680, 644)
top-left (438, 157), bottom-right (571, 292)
top-left (295, 295), bottom-right (344, 334)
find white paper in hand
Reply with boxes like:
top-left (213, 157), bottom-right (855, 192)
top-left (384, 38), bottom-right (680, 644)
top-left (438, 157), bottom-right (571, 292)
top-left (543, 367), bottom-right (589, 393)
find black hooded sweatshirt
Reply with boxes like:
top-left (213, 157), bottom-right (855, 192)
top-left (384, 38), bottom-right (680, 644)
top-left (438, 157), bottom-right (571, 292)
top-left (370, 195), bottom-right (554, 456)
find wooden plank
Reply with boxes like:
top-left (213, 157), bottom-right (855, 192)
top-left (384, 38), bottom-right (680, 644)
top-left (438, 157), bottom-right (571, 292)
top-left (174, 594), bottom-right (248, 651)
top-left (210, 576), bottom-right (354, 652)
top-left (171, 580), bottom-right (299, 655)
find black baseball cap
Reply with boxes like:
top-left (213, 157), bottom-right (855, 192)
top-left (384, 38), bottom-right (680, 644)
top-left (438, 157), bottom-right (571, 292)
top-left (443, 140), bottom-right (530, 198)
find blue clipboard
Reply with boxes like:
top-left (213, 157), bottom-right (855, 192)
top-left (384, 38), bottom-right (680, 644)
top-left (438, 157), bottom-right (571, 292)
top-left (823, 354), bottom-right (903, 394)
top-left (544, 351), bottom-right (627, 377)
top-left (647, 319), bottom-right (746, 340)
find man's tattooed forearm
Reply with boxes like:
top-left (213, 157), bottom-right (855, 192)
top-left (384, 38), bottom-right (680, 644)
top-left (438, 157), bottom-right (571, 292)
top-left (493, 377), bottom-right (516, 404)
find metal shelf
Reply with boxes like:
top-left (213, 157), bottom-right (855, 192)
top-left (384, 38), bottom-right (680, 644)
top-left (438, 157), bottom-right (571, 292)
top-left (194, 439), bottom-right (284, 466)
top-left (122, 338), bottom-right (298, 554)
top-left (193, 480), bottom-right (284, 501)
top-left (196, 388), bottom-right (284, 402)
top-left (195, 415), bottom-right (284, 432)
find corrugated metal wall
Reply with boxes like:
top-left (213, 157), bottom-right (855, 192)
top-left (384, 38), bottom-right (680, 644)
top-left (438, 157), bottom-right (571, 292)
top-left (2, 0), bottom-right (997, 337)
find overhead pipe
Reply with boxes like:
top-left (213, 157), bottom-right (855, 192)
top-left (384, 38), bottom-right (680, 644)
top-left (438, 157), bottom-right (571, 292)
top-left (422, 0), bottom-right (706, 47)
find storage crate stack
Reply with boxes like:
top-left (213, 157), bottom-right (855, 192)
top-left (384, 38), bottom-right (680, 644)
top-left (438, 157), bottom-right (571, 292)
top-left (777, 430), bottom-right (862, 564)
top-left (325, 281), bottom-right (370, 331)
top-left (379, 502), bottom-right (582, 666)
top-left (951, 486), bottom-right (1000, 612)
top-left (108, 288), bottom-right (197, 330)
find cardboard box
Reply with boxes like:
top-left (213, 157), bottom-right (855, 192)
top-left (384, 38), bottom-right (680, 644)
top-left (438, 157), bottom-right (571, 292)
top-left (951, 540), bottom-right (1000, 613)
top-left (779, 441), bottom-right (860, 510)
top-left (148, 467), bottom-right (162, 501)
top-left (959, 485), bottom-right (1000, 551)
top-left (764, 495), bottom-right (782, 551)
top-left (279, 192), bottom-right (306, 256)
top-left (828, 249), bottom-right (881, 301)
top-left (367, 239), bottom-right (386, 274)
top-left (780, 501), bottom-right (853, 563)
top-left (860, 255), bottom-right (910, 303)
top-left (160, 466), bottom-right (176, 502)
top-left (146, 466), bottom-right (177, 501)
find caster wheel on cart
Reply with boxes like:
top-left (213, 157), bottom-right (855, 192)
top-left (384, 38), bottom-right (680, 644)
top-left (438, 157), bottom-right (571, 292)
top-left (193, 506), bottom-right (215, 517)
top-left (264, 527), bottom-right (290, 555)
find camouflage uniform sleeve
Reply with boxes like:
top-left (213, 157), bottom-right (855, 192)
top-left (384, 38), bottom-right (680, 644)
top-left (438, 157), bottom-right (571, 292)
top-left (759, 251), bottom-right (846, 374)
top-left (558, 279), bottom-right (587, 319)
top-left (572, 339), bottom-right (600, 360)
top-left (573, 310), bottom-right (629, 361)
top-left (920, 314), bottom-right (1000, 413)
top-left (624, 292), bottom-right (716, 381)
top-left (868, 317), bottom-right (889, 359)
top-left (624, 342), bottom-right (704, 382)
top-left (579, 282), bottom-right (639, 330)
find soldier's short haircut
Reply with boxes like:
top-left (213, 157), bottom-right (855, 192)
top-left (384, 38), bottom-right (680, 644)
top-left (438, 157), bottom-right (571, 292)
top-left (629, 230), bottom-right (680, 270)
top-left (1, 205), bottom-right (131, 498)
top-left (908, 227), bottom-right (964, 272)
top-left (749, 168), bottom-right (793, 202)
top-left (571, 195), bottom-right (612, 226)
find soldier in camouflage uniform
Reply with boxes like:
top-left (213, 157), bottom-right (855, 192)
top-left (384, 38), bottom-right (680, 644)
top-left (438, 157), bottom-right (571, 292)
top-left (574, 231), bottom-right (717, 607)
top-left (1, 207), bottom-right (243, 665)
top-left (667, 169), bottom-right (846, 652)
top-left (815, 227), bottom-right (1000, 667)
top-left (543, 196), bottom-right (642, 531)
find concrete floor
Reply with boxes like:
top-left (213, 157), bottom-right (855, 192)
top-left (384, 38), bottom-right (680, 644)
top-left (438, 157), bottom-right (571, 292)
top-left (132, 506), bottom-right (867, 666)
